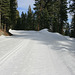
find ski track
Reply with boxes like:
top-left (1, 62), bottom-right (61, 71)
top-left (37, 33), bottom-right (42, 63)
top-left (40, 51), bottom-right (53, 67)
top-left (0, 29), bottom-right (75, 75)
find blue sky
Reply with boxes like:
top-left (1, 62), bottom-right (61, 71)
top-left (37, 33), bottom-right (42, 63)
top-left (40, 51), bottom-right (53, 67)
top-left (17, 0), bottom-right (35, 16)
top-left (67, 13), bottom-right (73, 24)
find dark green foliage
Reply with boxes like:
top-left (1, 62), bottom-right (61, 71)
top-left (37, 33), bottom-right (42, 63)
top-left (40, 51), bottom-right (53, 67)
top-left (0, 0), bottom-right (18, 33)
top-left (58, 0), bottom-right (68, 34)
top-left (15, 12), bottom-right (27, 30)
top-left (33, 0), bottom-right (68, 33)
top-left (10, 0), bottom-right (18, 29)
top-left (34, 0), bottom-right (50, 31)
top-left (15, 17), bottom-right (21, 30)
top-left (15, 5), bottom-right (36, 30)
top-left (15, 0), bottom-right (68, 34)
top-left (27, 6), bottom-right (33, 30)
top-left (1, 0), bottom-right (11, 32)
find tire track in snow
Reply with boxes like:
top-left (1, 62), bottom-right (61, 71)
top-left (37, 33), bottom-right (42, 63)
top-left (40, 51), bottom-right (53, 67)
top-left (58, 51), bottom-right (75, 75)
top-left (0, 39), bottom-right (10, 43)
top-left (0, 38), bottom-right (22, 48)
top-left (48, 45), bottom-right (75, 75)
top-left (0, 39), bottom-right (34, 75)
top-left (0, 38), bottom-right (23, 58)
top-left (0, 39), bottom-right (30, 65)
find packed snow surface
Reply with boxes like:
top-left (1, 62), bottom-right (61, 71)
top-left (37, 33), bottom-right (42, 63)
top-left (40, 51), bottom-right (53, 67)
top-left (0, 29), bottom-right (75, 75)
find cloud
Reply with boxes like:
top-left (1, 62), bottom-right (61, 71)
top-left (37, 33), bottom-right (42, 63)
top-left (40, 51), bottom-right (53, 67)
top-left (68, 13), bottom-right (73, 19)
top-left (18, 0), bottom-right (35, 7)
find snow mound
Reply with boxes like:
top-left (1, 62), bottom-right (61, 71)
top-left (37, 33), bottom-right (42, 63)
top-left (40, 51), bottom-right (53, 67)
top-left (65, 36), bottom-right (75, 41)
top-left (40, 29), bottom-right (48, 32)
top-left (0, 35), bottom-right (6, 38)
top-left (40, 29), bottom-right (49, 33)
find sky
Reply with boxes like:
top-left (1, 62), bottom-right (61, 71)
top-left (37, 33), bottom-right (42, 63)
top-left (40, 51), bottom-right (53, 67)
top-left (17, 0), bottom-right (35, 16)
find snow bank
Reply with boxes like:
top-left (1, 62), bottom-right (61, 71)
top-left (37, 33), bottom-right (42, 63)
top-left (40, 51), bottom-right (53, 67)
top-left (0, 35), bottom-right (6, 38)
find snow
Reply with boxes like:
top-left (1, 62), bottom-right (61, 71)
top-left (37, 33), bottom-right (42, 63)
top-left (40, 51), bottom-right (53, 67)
top-left (0, 29), bottom-right (75, 75)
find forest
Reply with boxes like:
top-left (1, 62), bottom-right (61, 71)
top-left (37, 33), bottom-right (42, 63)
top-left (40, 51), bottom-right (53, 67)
top-left (0, 0), bottom-right (75, 38)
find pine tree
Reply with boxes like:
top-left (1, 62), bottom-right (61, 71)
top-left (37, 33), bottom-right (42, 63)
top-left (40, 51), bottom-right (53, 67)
top-left (34, 0), bottom-right (52, 30)
top-left (21, 12), bottom-right (25, 30)
top-left (40, 8), bottom-right (50, 29)
top-left (34, 0), bottom-right (43, 30)
top-left (10, 0), bottom-right (17, 29)
top-left (15, 17), bottom-right (21, 30)
top-left (0, 0), bottom-right (18, 35)
top-left (27, 5), bottom-right (33, 30)
top-left (1, 0), bottom-right (11, 32)
top-left (24, 13), bottom-right (27, 30)
top-left (58, 0), bottom-right (68, 34)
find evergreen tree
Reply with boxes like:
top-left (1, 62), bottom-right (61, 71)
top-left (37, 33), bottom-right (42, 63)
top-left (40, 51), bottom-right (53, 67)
top-left (40, 8), bottom-right (50, 29)
top-left (34, 0), bottom-right (68, 34)
top-left (15, 17), bottom-right (21, 30)
top-left (47, 0), bottom-right (60, 32)
top-left (34, 0), bottom-right (51, 30)
top-left (58, 0), bottom-right (68, 34)
top-left (34, 0), bottom-right (44, 30)
top-left (10, 0), bottom-right (17, 29)
top-left (27, 5), bottom-right (33, 30)
top-left (24, 13), bottom-right (27, 30)
top-left (1, 0), bottom-right (10, 32)
top-left (0, 0), bottom-right (18, 35)
top-left (21, 12), bottom-right (25, 30)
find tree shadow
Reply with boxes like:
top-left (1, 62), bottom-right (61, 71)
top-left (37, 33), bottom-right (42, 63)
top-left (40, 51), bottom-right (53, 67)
top-left (7, 30), bottom-right (75, 54)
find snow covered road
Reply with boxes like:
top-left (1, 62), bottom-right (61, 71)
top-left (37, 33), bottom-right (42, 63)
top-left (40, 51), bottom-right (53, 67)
top-left (0, 29), bottom-right (75, 75)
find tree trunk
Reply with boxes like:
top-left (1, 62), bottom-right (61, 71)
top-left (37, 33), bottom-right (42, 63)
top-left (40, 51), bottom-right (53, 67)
top-left (4, 24), bottom-right (6, 32)
top-left (59, 20), bottom-right (63, 34)
top-left (74, 14), bottom-right (75, 38)
top-left (38, 24), bottom-right (39, 31)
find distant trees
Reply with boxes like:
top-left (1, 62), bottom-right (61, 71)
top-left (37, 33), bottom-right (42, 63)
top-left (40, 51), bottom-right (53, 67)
top-left (15, 5), bottom-right (36, 30)
top-left (27, 5), bottom-right (33, 30)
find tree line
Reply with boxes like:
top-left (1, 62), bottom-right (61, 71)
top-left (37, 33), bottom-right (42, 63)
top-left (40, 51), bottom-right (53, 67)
top-left (0, 0), bottom-right (19, 35)
top-left (0, 0), bottom-right (75, 38)
top-left (16, 0), bottom-right (68, 32)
